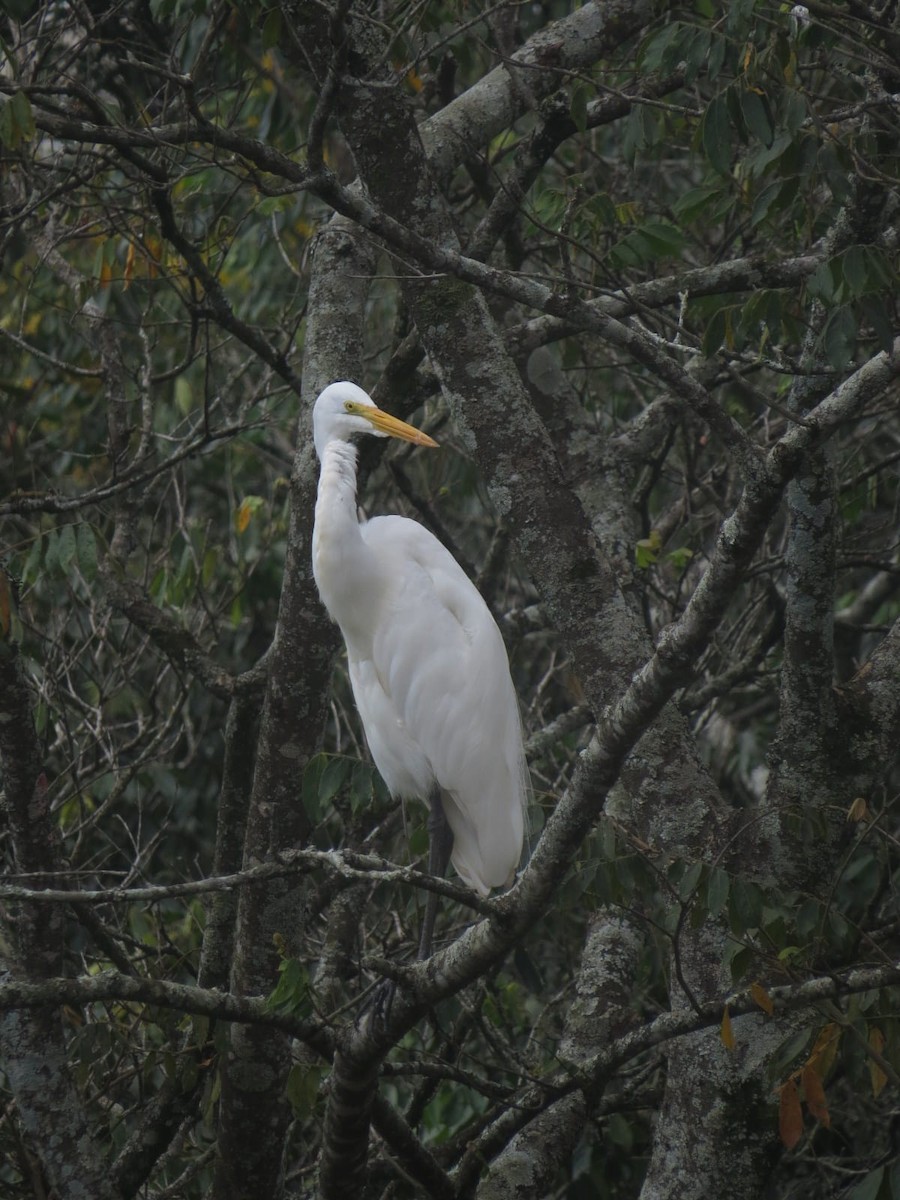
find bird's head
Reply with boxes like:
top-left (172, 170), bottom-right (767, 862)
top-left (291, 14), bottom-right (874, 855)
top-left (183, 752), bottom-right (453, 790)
top-left (313, 381), bottom-right (438, 460)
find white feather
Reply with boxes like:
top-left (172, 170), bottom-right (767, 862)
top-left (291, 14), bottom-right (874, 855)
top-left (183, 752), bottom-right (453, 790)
top-left (312, 382), bottom-right (527, 897)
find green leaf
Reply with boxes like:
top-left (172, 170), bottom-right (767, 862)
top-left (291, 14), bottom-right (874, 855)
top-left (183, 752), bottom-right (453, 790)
top-left (738, 289), bottom-right (783, 347)
top-left (725, 0), bottom-right (758, 37)
top-left (701, 95), bottom-right (731, 175)
top-left (22, 534), bottom-right (43, 584)
top-left (707, 33), bottom-right (727, 81)
top-left (257, 195), bottom-right (293, 217)
top-left (751, 179), bottom-right (786, 227)
top-left (408, 822), bottom-right (429, 858)
top-left (318, 755), bottom-right (350, 806)
top-left (666, 546), bottom-right (694, 572)
top-left (261, 6), bottom-right (282, 49)
top-left (606, 1112), bottom-right (634, 1151)
top-left (806, 261), bottom-right (835, 303)
top-left (626, 108), bottom-right (660, 165)
top-left (674, 183), bottom-right (724, 222)
top-left (744, 130), bottom-right (792, 177)
top-left (838, 246), bottom-right (866, 297)
top-left (609, 223), bottom-right (684, 269)
top-left (739, 88), bottom-right (774, 147)
top-left (76, 523), bottom-right (98, 583)
top-left (702, 307), bottom-right (727, 356)
top-left (730, 878), bottom-right (763, 932)
top-left (730, 944), bottom-right (754, 983)
top-left (286, 1064), bottom-right (322, 1117)
top-left (859, 295), bottom-right (895, 354)
top-left (191, 1014), bottom-right (210, 1048)
top-left (10, 90), bottom-right (34, 141)
top-left (707, 867), bottom-right (730, 917)
top-left (822, 306), bottom-right (856, 370)
top-left (683, 28), bottom-right (712, 84)
top-left (638, 222), bottom-right (685, 256)
top-left (850, 1167), bottom-right (884, 1200)
top-left (779, 88), bottom-right (808, 135)
top-left (301, 752), bottom-right (328, 824)
top-left (0, 99), bottom-right (12, 149)
top-left (862, 246), bottom-right (895, 288)
top-left (570, 82), bottom-right (590, 134)
top-left (639, 22), bottom-right (684, 73)
top-left (267, 957), bottom-right (310, 1015)
top-left (41, 530), bottom-right (57, 576)
top-left (635, 530), bottom-right (661, 568)
top-left (57, 523), bottom-right (77, 573)
top-left (608, 232), bottom-right (646, 268)
top-left (530, 188), bottom-right (567, 231)
top-left (778, 945), bottom-right (803, 963)
top-left (584, 191), bottom-right (616, 228)
top-left (348, 761), bottom-right (374, 815)
top-left (0, 90), bottom-right (34, 149)
top-left (202, 547), bottom-right (217, 587)
top-left (679, 860), bottom-right (704, 901)
top-left (174, 375), bottom-right (192, 415)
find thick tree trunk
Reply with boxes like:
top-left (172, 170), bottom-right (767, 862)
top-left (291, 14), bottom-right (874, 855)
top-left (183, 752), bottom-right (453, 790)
top-left (0, 644), bottom-right (122, 1200)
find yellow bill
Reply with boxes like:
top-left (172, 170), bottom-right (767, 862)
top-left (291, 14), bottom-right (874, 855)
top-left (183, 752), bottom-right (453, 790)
top-left (356, 403), bottom-right (438, 448)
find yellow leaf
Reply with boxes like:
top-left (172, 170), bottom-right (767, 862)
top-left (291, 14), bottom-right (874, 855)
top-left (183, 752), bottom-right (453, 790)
top-left (846, 796), bottom-right (869, 822)
top-left (615, 201), bottom-right (638, 224)
top-left (635, 529), bottom-right (662, 568)
top-left (235, 495), bottom-right (264, 534)
top-left (778, 1077), bottom-right (803, 1149)
top-left (123, 240), bottom-right (136, 290)
top-left (144, 235), bottom-right (162, 279)
top-left (236, 499), bottom-right (253, 534)
top-left (721, 1005), bottom-right (735, 1051)
top-left (742, 44), bottom-right (753, 71)
top-left (406, 68), bottom-right (424, 93)
top-left (99, 259), bottom-right (113, 288)
top-left (750, 981), bottom-right (774, 1016)
top-left (801, 1064), bottom-right (830, 1127)
top-left (868, 1026), bottom-right (888, 1098)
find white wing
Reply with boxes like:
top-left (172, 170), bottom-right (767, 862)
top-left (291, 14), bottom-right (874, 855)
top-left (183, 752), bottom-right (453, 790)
top-left (347, 515), bottom-right (527, 896)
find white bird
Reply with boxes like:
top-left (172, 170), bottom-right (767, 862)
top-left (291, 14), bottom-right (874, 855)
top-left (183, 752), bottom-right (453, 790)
top-left (312, 381), bottom-right (527, 953)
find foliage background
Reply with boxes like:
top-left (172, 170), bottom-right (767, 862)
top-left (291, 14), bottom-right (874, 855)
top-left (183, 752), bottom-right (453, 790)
top-left (0, 1), bottom-right (898, 1198)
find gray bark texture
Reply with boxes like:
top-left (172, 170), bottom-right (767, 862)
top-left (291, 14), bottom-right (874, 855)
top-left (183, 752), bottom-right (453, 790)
top-left (281, 7), bottom-right (900, 1196)
top-left (0, 645), bottom-right (121, 1200)
top-left (1, 2), bottom-right (899, 1198)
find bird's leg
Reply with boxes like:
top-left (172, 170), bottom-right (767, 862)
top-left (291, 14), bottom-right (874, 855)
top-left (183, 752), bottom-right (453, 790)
top-left (418, 785), bottom-right (453, 962)
top-left (359, 787), bottom-right (452, 1027)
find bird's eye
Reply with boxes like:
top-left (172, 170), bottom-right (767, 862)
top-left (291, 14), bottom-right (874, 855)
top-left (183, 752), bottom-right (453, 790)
top-left (344, 401), bottom-right (354, 412)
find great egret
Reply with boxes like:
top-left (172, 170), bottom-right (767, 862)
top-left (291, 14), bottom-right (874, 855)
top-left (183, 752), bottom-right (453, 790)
top-left (312, 381), bottom-right (527, 957)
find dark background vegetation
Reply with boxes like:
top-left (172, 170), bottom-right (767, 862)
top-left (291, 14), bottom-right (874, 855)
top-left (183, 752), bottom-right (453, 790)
top-left (0, 2), bottom-right (898, 1198)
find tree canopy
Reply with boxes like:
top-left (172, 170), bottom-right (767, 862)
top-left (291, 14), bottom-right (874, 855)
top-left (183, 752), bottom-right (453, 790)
top-left (1, 2), bottom-right (898, 1198)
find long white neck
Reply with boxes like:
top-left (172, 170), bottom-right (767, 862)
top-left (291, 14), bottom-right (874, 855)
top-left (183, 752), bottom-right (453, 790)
top-left (312, 439), bottom-right (379, 644)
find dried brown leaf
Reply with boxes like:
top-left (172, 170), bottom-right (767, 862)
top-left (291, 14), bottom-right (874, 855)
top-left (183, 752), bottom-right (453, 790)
top-left (801, 1063), bottom-right (830, 1127)
top-left (779, 1077), bottom-right (804, 1149)
top-left (868, 1026), bottom-right (888, 1099)
top-left (750, 981), bottom-right (774, 1016)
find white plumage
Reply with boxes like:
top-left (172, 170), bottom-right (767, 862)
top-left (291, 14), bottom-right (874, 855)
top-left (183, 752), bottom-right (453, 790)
top-left (312, 381), bottom-right (527, 897)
